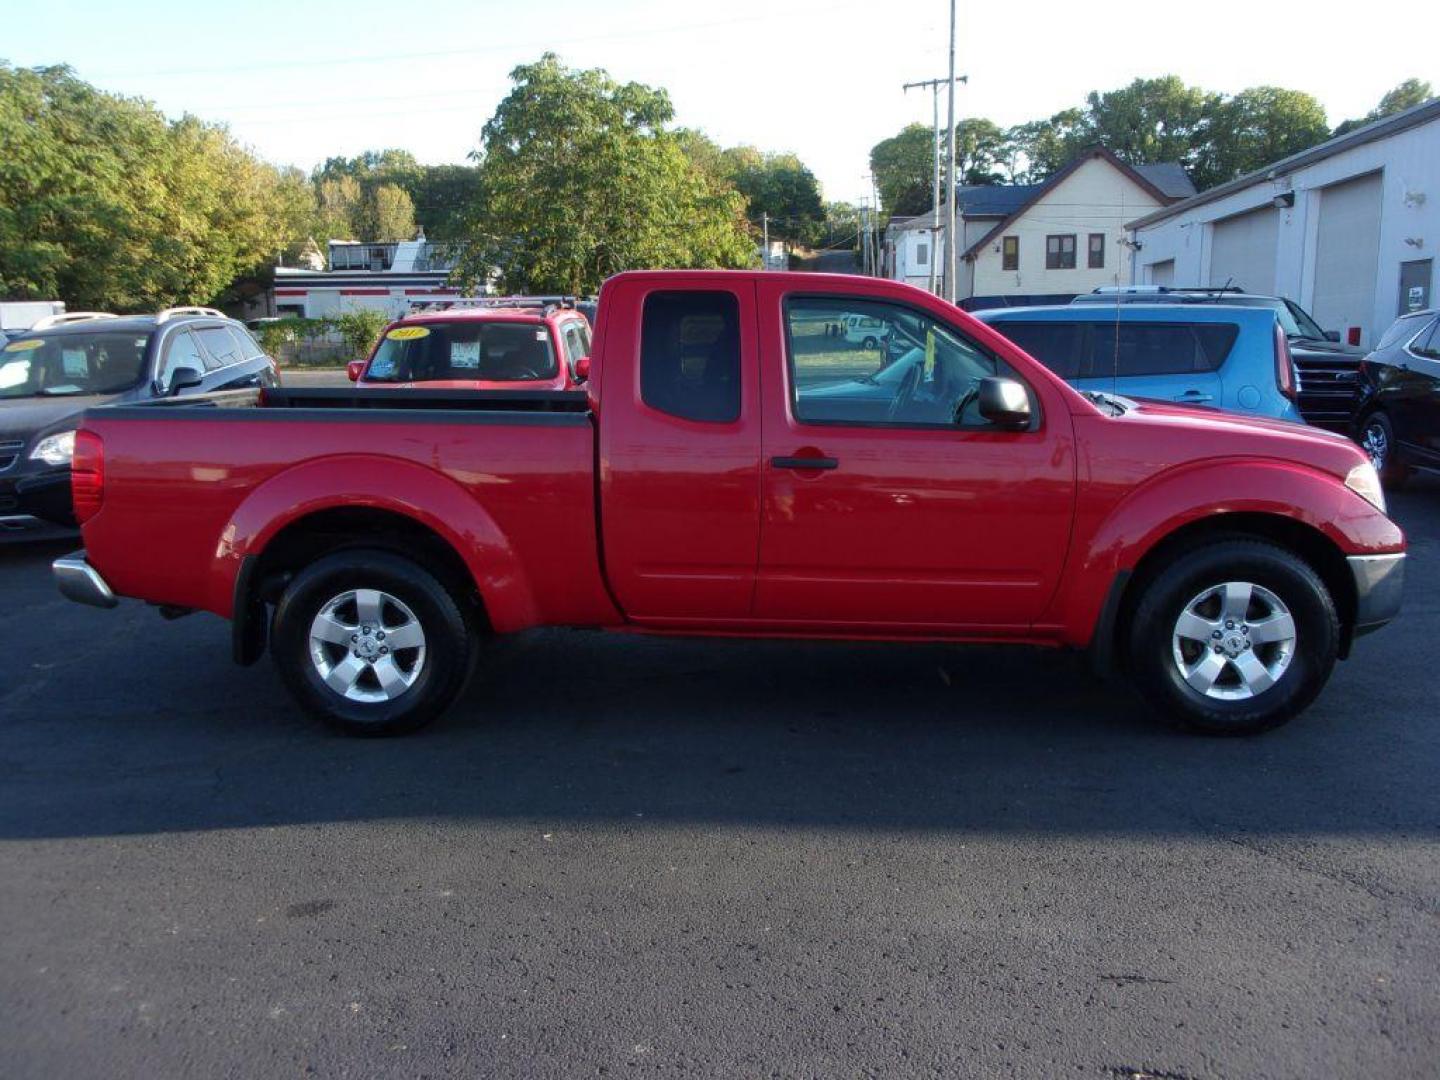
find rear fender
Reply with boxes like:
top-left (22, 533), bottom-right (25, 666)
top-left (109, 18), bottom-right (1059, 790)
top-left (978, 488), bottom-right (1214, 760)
top-left (206, 455), bottom-right (539, 631)
top-left (1052, 457), bottom-right (1401, 647)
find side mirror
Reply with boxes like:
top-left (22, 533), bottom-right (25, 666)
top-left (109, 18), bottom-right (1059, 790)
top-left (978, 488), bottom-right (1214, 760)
top-left (574, 355), bottom-right (591, 383)
top-left (977, 376), bottom-right (1031, 428)
top-left (1324, 330), bottom-right (1341, 343)
top-left (347, 360), bottom-right (366, 382)
top-left (167, 366), bottom-right (204, 396)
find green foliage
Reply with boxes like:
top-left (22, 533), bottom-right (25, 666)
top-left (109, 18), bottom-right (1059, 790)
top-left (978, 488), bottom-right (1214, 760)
top-left (1333, 79), bottom-right (1434, 137)
top-left (333, 309), bottom-right (390, 359)
top-left (870, 123), bottom-right (934, 216)
top-left (309, 150), bottom-right (434, 241)
top-left (0, 63), bottom-right (307, 309)
top-left (1206, 87), bottom-right (1330, 188)
top-left (454, 54), bottom-right (754, 296)
top-left (718, 146), bottom-right (824, 245)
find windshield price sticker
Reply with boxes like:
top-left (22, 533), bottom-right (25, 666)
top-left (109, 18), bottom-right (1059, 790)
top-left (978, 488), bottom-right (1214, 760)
top-left (4, 339), bottom-right (44, 352)
top-left (386, 326), bottom-right (431, 342)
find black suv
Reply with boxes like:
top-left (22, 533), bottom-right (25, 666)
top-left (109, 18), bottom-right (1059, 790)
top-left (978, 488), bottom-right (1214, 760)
top-left (1072, 287), bottom-right (1365, 431)
top-left (1354, 308), bottom-right (1440, 486)
top-left (0, 308), bottom-right (279, 532)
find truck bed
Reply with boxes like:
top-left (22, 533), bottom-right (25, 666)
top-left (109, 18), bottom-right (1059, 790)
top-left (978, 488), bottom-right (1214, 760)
top-left (78, 386), bottom-right (617, 631)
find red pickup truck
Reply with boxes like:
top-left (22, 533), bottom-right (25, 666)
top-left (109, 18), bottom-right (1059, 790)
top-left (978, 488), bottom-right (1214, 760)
top-left (53, 271), bottom-right (1405, 737)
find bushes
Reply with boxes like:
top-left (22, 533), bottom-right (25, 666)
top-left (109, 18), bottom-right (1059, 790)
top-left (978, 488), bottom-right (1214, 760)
top-left (257, 311), bottom-right (388, 369)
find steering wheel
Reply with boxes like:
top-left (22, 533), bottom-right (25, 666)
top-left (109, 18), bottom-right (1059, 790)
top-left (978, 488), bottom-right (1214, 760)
top-left (952, 379), bottom-right (981, 425)
top-left (886, 361), bottom-right (923, 421)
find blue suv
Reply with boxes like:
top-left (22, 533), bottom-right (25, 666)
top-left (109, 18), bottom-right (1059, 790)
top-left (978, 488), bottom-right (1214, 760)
top-left (975, 304), bottom-right (1302, 423)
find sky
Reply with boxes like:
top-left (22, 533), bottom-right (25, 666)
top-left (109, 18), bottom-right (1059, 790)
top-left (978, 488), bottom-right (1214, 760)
top-left (4, 0), bottom-right (1436, 206)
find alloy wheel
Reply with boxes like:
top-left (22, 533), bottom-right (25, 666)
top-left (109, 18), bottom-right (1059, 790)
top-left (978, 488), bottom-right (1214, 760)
top-left (1171, 581), bottom-right (1296, 701)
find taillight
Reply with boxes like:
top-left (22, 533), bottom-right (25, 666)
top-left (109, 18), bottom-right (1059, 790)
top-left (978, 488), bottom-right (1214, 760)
top-left (71, 430), bottom-right (104, 524)
top-left (1274, 321), bottom-right (1298, 402)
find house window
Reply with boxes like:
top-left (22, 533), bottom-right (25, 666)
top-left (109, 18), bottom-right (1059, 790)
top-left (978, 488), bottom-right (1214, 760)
top-left (1046, 235), bottom-right (1076, 270)
top-left (916, 242), bottom-right (929, 267)
top-left (1088, 233), bottom-right (1106, 269)
top-left (1002, 236), bottom-right (1019, 271)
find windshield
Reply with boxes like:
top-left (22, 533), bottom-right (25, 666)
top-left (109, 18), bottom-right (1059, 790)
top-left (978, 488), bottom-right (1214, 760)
top-left (0, 331), bottom-right (151, 399)
top-left (364, 320), bottom-right (557, 382)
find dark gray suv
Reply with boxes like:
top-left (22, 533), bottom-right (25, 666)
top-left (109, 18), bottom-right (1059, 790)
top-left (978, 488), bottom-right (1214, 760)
top-left (0, 307), bottom-right (279, 532)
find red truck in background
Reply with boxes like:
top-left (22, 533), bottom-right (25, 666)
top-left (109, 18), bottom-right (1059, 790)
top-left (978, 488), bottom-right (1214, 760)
top-left (346, 298), bottom-right (593, 390)
top-left (53, 271), bottom-right (1405, 737)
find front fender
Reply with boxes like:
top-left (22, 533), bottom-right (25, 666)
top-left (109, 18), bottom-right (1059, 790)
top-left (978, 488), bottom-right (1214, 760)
top-left (1050, 456), bottom-right (1404, 646)
top-left (205, 454), bottom-right (539, 631)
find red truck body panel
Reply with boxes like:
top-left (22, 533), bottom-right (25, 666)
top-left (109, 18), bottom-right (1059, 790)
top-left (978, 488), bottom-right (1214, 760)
top-left (75, 270), bottom-right (1403, 654)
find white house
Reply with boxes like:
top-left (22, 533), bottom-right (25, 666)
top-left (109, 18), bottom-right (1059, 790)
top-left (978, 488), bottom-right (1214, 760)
top-left (886, 149), bottom-right (1194, 306)
top-left (260, 239), bottom-right (463, 321)
top-left (1127, 97), bottom-right (1440, 349)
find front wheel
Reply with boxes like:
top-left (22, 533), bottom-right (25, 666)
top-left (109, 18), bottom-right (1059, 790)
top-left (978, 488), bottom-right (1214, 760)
top-left (1358, 411), bottom-right (1410, 488)
top-left (1127, 539), bottom-right (1339, 735)
top-left (271, 549), bottom-right (475, 736)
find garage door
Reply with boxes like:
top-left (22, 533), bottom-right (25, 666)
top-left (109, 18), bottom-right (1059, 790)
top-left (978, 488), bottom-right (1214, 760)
top-left (1147, 260), bottom-right (1174, 286)
top-left (1312, 172), bottom-right (1382, 344)
top-left (1208, 206), bottom-right (1278, 294)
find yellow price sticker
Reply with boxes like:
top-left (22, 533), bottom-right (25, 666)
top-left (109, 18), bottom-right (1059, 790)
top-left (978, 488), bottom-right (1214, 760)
top-left (4, 339), bottom-right (44, 352)
top-left (386, 326), bottom-right (431, 341)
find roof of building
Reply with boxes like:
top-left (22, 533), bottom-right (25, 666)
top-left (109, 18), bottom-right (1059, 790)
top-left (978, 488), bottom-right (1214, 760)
top-left (961, 147), bottom-right (1191, 260)
top-left (956, 184), bottom-right (1043, 217)
top-left (1131, 162), bottom-right (1198, 200)
top-left (1128, 95), bottom-right (1440, 230)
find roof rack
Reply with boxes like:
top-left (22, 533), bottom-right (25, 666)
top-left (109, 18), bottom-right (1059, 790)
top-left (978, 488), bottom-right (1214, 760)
top-left (406, 295), bottom-right (579, 315)
top-left (30, 312), bottom-right (119, 330)
top-left (1090, 285), bottom-right (1244, 296)
top-left (157, 306), bottom-right (226, 323)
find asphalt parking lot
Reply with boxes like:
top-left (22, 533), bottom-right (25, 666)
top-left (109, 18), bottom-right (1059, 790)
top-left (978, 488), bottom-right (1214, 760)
top-left (2, 481), bottom-right (1437, 1079)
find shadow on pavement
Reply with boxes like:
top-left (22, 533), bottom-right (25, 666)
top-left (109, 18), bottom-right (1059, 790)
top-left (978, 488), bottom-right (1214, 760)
top-left (1, 481), bottom-right (1436, 842)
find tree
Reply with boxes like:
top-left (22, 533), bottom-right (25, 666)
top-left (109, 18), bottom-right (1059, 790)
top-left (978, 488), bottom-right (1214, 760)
top-left (1333, 78), bottom-right (1434, 136)
top-left (1082, 77), bottom-right (1220, 176)
top-left (405, 164), bottom-right (482, 241)
top-left (0, 63), bottom-right (310, 309)
top-left (720, 146), bottom-right (824, 246)
top-left (954, 118), bottom-right (1008, 185)
top-left (1003, 108), bottom-right (1088, 182)
top-left (455, 54), bottom-right (754, 296)
top-left (870, 123), bottom-right (934, 216)
top-left (1204, 87), bottom-right (1330, 187)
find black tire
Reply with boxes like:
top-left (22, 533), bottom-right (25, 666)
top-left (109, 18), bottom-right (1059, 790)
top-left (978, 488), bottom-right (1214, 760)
top-left (1126, 539), bottom-right (1339, 736)
top-left (861, 335), bottom-right (878, 350)
top-left (1358, 410), bottom-right (1410, 489)
top-left (270, 549), bottom-right (474, 736)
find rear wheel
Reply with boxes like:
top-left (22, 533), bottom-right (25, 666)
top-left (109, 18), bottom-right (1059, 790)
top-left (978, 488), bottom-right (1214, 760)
top-left (271, 549), bottom-right (474, 736)
top-left (1127, 539), bottom-right (1338, 735)
top-left (1359, 410), bottom-right (1410, 488)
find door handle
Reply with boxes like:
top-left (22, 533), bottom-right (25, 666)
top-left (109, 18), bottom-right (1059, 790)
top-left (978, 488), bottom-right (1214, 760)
top-left (771, 455), bottom-right (839, 470)
top-left (1177, 390), bottom-right (1213, 402)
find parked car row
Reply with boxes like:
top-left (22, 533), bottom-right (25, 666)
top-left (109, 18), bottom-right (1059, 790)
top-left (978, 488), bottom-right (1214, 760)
top-left (1, 307), bottom-right (278, 532)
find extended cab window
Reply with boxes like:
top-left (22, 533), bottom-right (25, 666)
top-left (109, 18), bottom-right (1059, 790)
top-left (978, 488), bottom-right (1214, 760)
top-left (640, 291), bottom-right (740, 423)
top-left (366, 321), bottom-right (557, 382)
top-left (989, 321), bottom-right (1084, 379)
top-left (785, 297), bottom-right (1031, 428)
top-left (1089, 322), bottom-right (1238, 377)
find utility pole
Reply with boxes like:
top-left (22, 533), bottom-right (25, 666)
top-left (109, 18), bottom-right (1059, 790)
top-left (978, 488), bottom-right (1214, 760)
top-left (944, 0), bottom-right (961, 305)
top-left (762, 211), bottom-right (769, 269)
top-left (904, 73), bottom-right (966, 295)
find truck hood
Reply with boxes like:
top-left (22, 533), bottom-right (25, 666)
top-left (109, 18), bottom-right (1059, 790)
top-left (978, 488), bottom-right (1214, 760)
top-left (0, 395), bottom-right (111, 444)
top-left (1106, 396), bottom-right (1365, 478)
top-left (1289, 337), bottom-right (1364, 360)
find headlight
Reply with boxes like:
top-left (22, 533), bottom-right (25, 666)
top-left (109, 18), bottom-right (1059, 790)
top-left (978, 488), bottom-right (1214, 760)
top-left (1345, 461), bottom-right (1386, 514)
top-left (29, 430), bottom-right (76, 467)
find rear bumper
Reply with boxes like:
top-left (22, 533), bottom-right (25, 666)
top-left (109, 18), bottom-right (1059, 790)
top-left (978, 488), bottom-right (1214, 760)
top-left (53, 551), bottom-right (118, 609)
top-left (1349, 552), bottom-right (1404, 637)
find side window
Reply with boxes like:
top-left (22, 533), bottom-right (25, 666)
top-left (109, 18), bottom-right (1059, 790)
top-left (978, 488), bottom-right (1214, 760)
top-left (561, 322), bottom-right (585, 364)
top-left (1407, 318), bottom-right (1440, 358)
top-left (990, 321), bottom-right (1085, 380)
top-left (195, 326), bottom-right (242, 369)
top-left (227, 326), bottom-right (260, 360)
top-left (1089, 322), bottom-right (1238, 377)
top-left (1046, 234), bottom-right (1076, 270)
top-left (640, 291), bottom-right (741, 423)
top-left (1001, 236), bottom-right (1019, 271)
top-left (785, 296), bottom-right (1030, 429)
top-left (160, 329), bottom-right (208, 382)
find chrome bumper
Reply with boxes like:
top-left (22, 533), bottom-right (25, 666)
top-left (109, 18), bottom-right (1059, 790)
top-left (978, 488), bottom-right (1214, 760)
top-left (1348, 553), bottom-right (1404, 637)
top-left (53, 551), bottom-right (118, 609)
